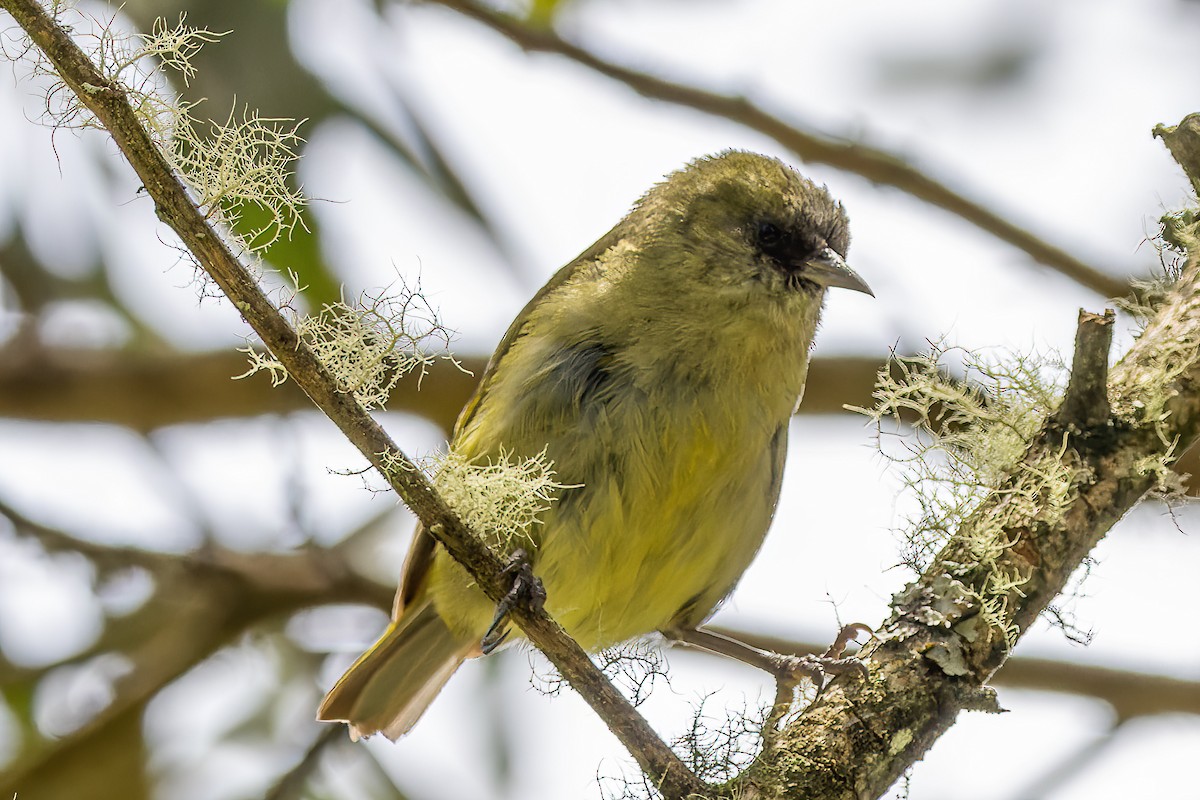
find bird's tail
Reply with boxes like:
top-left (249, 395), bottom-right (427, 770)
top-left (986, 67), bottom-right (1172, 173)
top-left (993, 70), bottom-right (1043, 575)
top-left (317, 596), bottom-right (474, 740)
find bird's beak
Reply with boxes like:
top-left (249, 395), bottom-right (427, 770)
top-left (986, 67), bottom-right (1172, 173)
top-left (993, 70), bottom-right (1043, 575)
top-left (804, 248), bottom-right (873, 297)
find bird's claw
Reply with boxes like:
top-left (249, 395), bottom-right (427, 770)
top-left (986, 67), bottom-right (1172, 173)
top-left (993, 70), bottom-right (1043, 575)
top-left (480, 549), bottom-right (545, 655)
top-left (771, 623), bottom-right (873, 694)
top-left (827, 623), bottom-right (873, 659)
top-left (771, 652), bottom-right (869, 686)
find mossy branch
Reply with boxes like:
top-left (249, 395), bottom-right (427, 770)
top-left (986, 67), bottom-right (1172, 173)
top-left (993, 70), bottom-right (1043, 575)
top-left (726, 118), bottom-right (1200, 799)
top-left (0, 1), bottom-right (705, 796)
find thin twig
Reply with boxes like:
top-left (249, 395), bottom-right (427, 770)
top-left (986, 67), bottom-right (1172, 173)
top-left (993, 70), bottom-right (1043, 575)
top-left (424, 0), bottom-right (1127, 299)
top-left (0, 2), bottom-right (706, 796)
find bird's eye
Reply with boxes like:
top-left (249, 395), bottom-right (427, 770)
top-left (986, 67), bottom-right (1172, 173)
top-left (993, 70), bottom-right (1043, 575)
top-left (756, 221), bottom-right (783, 247)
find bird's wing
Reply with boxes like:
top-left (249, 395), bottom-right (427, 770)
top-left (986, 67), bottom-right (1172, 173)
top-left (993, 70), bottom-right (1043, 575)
top-left (451, 221), bottom-right (624, 436)
top-left (394, 222), bottom-right (625, 615)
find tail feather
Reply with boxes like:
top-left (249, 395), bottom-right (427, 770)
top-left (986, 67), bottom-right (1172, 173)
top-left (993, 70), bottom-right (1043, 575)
top-left (317, 598), bottom-right (473, 740)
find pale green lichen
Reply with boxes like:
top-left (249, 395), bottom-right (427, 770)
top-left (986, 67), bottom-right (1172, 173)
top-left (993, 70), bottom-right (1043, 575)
top-left (888, 728), bottom-right (914, 757)
top-left (1112, 214), bottom-right (1198, 499)
top-left (430, 447), bottom-right (569, 552)
top-left (238, 277), bottom-right (458, 410)
top-left (852, 345), bottom-right (1068, 566)
top-left (853, 344), bottom-right (1078, 648)
top-left (377, 445), bottom-right (572, 556)
top-left (170, 104), bottom-right (308, 250)
top-left (21, 6), bottom-right (305, 253)
top-left (1113, 210), bottom-right (1192, 341)
top-left (1133, 445), bottom-right (1188, 500)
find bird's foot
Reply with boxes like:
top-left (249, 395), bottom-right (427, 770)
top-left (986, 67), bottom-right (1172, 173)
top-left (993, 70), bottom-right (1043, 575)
top-left (762, 624), bottom-right (872, 741)
top-left (770, 622), bottom-right (872, 698)
top-left (480, 549), bottom-right (546, 654)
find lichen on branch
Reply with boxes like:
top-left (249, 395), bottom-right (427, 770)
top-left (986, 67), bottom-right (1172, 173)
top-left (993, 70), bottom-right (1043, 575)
top-left (23, 4), bottom-right (305, 252)
top-left (851, 346), bottom-right (1072, 590)
top-left (239, 278), bottom-right (460, 410)
top-left (385, 446), bottom-right (573, 554)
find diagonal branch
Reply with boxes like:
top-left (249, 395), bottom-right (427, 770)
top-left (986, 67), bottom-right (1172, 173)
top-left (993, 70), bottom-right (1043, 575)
top-left (0, 2), bottom-right (705, 795)
top-left (422, 0), bottom-right (1127, 299)
top-left (727, 151), bottom-right (1200, 796)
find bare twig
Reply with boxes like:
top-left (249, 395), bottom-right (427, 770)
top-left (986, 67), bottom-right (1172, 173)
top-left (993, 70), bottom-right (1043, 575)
top-left (1055, 309), bottom-right (1114, 429)
top-left (424, 0), bottom-right (1127, 299)
top-left (0, 2), bottom-right (704, 795)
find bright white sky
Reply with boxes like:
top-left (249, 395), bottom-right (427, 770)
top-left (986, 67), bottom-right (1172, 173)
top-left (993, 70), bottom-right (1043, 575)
top-left (1, 0), bottom-right (1199, 797)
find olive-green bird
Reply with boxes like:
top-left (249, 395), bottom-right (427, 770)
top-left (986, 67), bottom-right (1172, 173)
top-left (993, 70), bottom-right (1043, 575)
top-left (317, 151), bottom-right (872, 740)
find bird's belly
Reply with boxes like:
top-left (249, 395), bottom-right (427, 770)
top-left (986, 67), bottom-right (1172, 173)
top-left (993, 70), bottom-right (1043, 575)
top-left (531, 424), bottom-right (781, 651)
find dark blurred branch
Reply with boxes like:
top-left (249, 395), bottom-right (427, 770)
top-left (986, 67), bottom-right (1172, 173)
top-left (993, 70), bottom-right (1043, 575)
top-left (1, 566), bottom-right (241, 792)
top-left (0, 500), bottom-right (394, 791)
top-left (0, 346), bottom-right (474, 433)
top-left (14, 471), bottom-right (1197, 719)
top-left (420, 0), bottom-right (1123, 299)
top-left (8, 700), bottom-right (151, 800)
top-left (0, 496), bottom-right (396, 611)
top-left (10, 489), bottom-right (1200, 724)
top-left (422, 0), bottom-right (1127, 299)
top-left (0, 347), bottom-right (883, 430)
top-left (5, 497), bottom-right (1197, 795)
top-left (0, 233), bottom-right (164, 345)
top-left (0, 4), bottom-right (704, 795)
top-left (706, 626), bottom-right (1200, 720)
top-left (14, 343), bottom-right (1200, 492)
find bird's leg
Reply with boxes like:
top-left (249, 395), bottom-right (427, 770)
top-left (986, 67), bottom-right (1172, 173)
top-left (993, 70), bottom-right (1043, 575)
top-left (481, 548), bottom-right (546, 654)
top-left (662, 624), bottom-right (872, 729)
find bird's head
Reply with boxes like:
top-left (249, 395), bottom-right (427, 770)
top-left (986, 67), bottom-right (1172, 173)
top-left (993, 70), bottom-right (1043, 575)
top-left (632, 151), bottom-right (871, 302)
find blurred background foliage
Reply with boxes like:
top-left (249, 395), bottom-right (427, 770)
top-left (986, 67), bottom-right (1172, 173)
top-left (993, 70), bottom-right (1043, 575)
top-left (1, 0), bottom-right (1199, 798)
